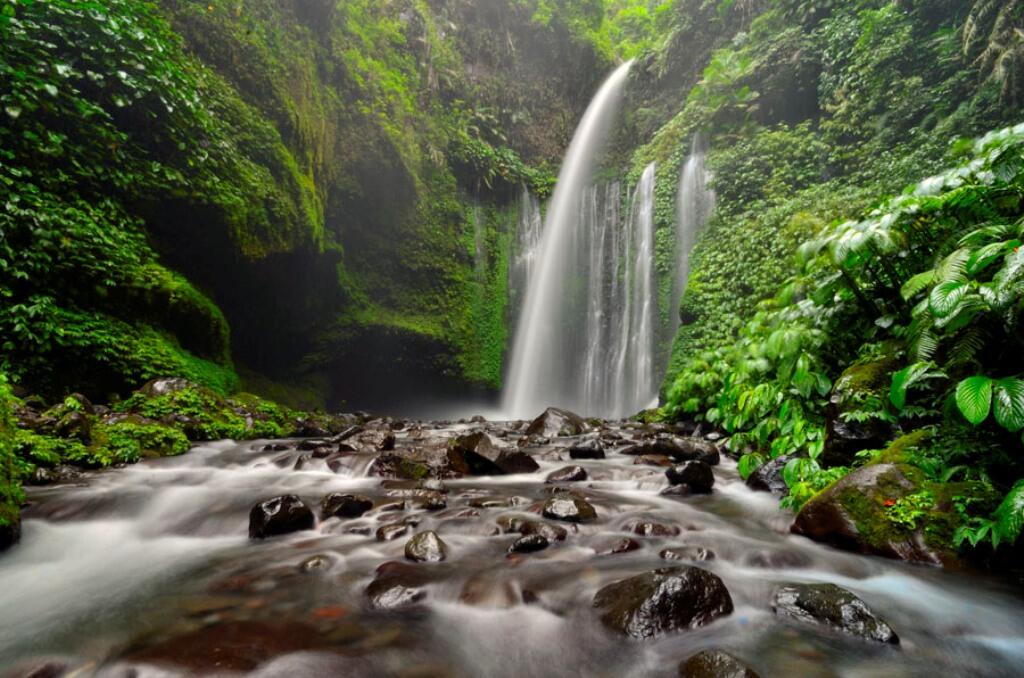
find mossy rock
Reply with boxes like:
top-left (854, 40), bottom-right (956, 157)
top-left (821, 357), bottom-right (900, 467)
top-left (791, 463), bottom-right (962, 567)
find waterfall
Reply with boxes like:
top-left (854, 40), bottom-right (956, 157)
top-left (503, 61), bottom-right (633, 419)
top-left (509, 188), bottom-right (543, 318)
top-left (671, 135), bottom-right (715, 335)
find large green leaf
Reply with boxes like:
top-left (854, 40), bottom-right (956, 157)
top-left (992, 377), bottom-right (1024, 433)
top-left (956, 376), bottom-right (993, 425)
top-left (992, 479), bottom-right (1024, 548)
top-left (929, 280), bottom-right (968, 317)
top-left (900, 270), bottom-right (934, 301)
top-left (890, 361), bottom-right (941, 409)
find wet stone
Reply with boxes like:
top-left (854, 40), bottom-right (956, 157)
top-left (665, 461), bottom-right (715, 494)
top-left (405, 530), bottom-right (448, 562)
top-left (678, 650), bottom-right (762, 678)
top-left (634, 454), bottom-right (673, 467)
top-left (772, 582), bottom-right (899, 644)
top-left (542, 496), bottom-right (597, 523)
top-left (545, 465), bottom-right (588, 483)
top-left (366, 561), bottom-right (430, 609)
top-left (569, 439), bottom-right (605, 460)
top-left (626, 519), bottom-right (681, 537)
top-left (298, 555), bottom-right (331, 573)
top-left (376, 523), bottom-right (412, 542)
top-left (525, 407), bottom-right (586, 437)
top-left (248, 495), bottom-right (315, 539)
top-left (518, 519), bottom-right (569, 542)
top-left (660, 546), bottom-right (715, 562)
top-left (418, 491), bottom-right (447, 511)
top-left (509, 534), bottom-right (550, 553)
top-left (599, 538), bottom-right (641, 555)
top-left (321, 493), bottom-right (374, 520)
top-left (593, 566), bottom-right (734, 639)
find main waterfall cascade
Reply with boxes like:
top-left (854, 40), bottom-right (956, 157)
top-left (502, 61), bottom-right (634, 419)
top-left (503, 60), bottom-right (718, 419)
top-left (671, 135), bottom-right (716, 335)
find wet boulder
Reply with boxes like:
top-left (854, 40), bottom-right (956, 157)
top-left (509, 534), bottom-right (550, 553)
top-left (0, 518), bottom-right (20, 553)
top-left (791, 463), bottom-right (955, 566)
top-left (248, 495), bottom-right (315, 539)
top-left (405, 530), bottom-right (448, 562)
top-left (525, 407), bottom-right (586, 438)
top-left (545, 465), bottom-right (588, 483)
top-left (450, 432), bottom-right (539, 475)
top-left (665, 461), bottom-right (714, 494)
top-left (598, 538), bottom-right (641, 555)
top-left (746, 455), bottom-right (790, 496)
top-left (542, 496), bottom-right (597, 523)
top-left (320, 493), bottom-right (373, 520)
top-left (517, 519), bottom-right (569, 542)
top-left (347, 427), bottom-right (396, 453)
top-left (772, 582), bottom-right (899, 644)
top-left (376, 523), bottom-right (413, 542)
top-left (621, 438), bottom-right (720, 466)
top-left (417, 491), bottom-right (447, 511)
top-left (634, 454), bottom-right (673, 467)
top-left (569, 439), bottom-right (605, 460)
top-left (366, 561), bottom-right (431, 609)
top-left (593, 566), bottom-right (733, 639)
top-left (678, 650), bottom-right (761, 678)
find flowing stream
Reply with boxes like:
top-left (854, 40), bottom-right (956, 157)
top-left (1, 422), bottom-right (1022, 677)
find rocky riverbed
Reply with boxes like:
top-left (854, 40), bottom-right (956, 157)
top-left (1, 408), bottom-right (1023, 677)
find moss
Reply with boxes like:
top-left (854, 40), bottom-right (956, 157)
top-left (877, 429), bottom-right (934, 465)
top-left (0, 377), bottom-right (23, 531)
top-left (834, 464), bottom-right (926, 551)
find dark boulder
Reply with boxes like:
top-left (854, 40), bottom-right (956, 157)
top-left (517, 519), bottom-right (569, 542)
top-left (634, 454), bottom-right (673, 467)
top-left (545, 465), bottom-right (588, 483)
top-left (525, 407), bottom-right (586, 438)
top-left (368, 454), bottom-right (433, 481)
top-left (599, 538), bottom-right (641, 555)
top-left (405, 530), bottom-right (448, 562)
top-left (509, 534), bottom-right (550, 553)
top-left (665, 461), bottom-right (714, 494)
top-left (593, 566), bottom-right (733, 639)
top-left (791, 463), bottom-right (955, 566)
top-left (450, 432), bottom-right (539, 475)
top-left (0, 519), bottom-right (20, 553)
top-left (569, 439), bottom-right (605, 460)
top-left (376, 523), bottom-right (413, 541)
top-left (678, 650), bottom-right (761, 678)
top-left (542, 496), bottom-right (597, 523)
top-left (621, 438), bottom-right (720, 466)
top-left (366, 561), bottom-right (430, 609)
top-left (772, 582), bottom-right (899, 644)
top-left (746, 455), bottom-right (790, 496)
top-left (418, 491), bottom-right (447, 511)
top-left (320, 493), bottom-right (373, 520)
top-left (248, 495), bottom-right (315, 539)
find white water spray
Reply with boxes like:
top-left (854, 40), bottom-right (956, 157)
top-left (671, 134), bottom-right (715, 335)
top-left (503, 62), bottom-right (633, 419)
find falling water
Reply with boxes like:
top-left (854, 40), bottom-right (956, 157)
top-left (671, 135), bottom-right (715, 334)
top-left (508, 188), bottom-right (543, 317)
top-left (503, 61), bottom-right (633, 420)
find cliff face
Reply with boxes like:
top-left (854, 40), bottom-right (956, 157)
top-left (0, 0), bottom-right (610, 409)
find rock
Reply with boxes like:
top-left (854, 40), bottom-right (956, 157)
top-left (369, 454), bottom-right (433, 481)
top-left (772, 583), bottom-right (899, 644)
top-left (299, 555), bottom-right (331, 573)
top-left (450, 432), bottom-right (539, 475)
top-left (418, 491), bottom-right (447, 511)
top-left (791, 463), bottom-right (953, 565)
top-left (633, 454), bottom-right (673, 467)
top-left (660, 547), bottom-right (715, 562)
top-left (366, 561), bottom-right (430, 609)
top-left (665, 461), bottom-right (714, 494)
top-left (320, 493), bottom-right (373, 520)
top-left (542, 496), bottom-right (597, 523)
top-left (376, 523), bottom-right (412, 542)
top-left (678, 650), bottom-right (761, 678)
top-left (248, 495), bottom-right (315, 539)
top-left (525, 407), bottom-right (586, 438)
top-left (621, 439), bottom-right (720, 465)
top-left (517, 520), bottom-right (568, 542)
top-left (405, 530), bottom-right (448, 562)
top-left (599, 538), bottom-right (641, 555)
top-left (593, 567), bottom-right (734, 639)
top-left (0, 519), bottom-right (20, 553)
top-left (459, 572), bottom-right (520, 608)
top-left (746, 455), bottom-right (791, 495)
top-left (509, 534), bottom-right (550, 553)
top-left (418, 478), bottom-right (448, 493)
top-left (55, 411), bottom-right (92, 443)
top-left (569, 439), bottom-right (605, 459)
top-left (626, 519), bottom-right (681, 537)
top-left (349, 428), bottom-right (396, 453)
top-left (822, 359), bottom-right (899, 467)
top-left (545, 465), bottom-right (588, 483)
top-left (26, 464), bottom-right (82, 486)
top-left (139, 377), bottom-right (196, 397)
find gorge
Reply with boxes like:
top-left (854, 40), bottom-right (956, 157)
top-left (2, 1), bottom-right (1024, 676)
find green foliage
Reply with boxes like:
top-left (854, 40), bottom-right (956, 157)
top-left (0, 375), bottom-right (21, 529)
